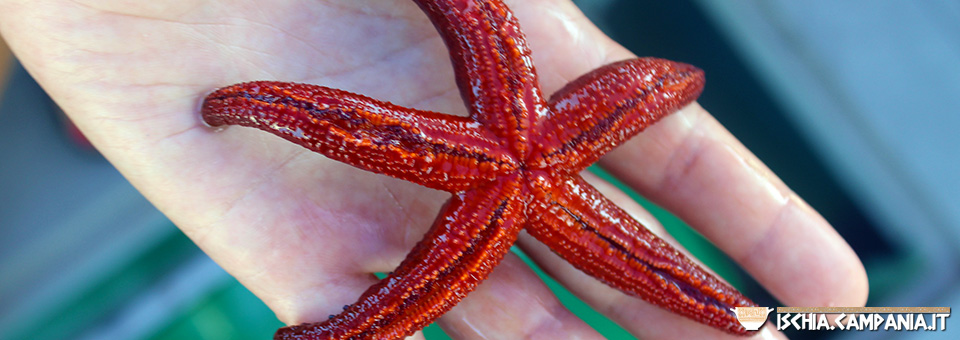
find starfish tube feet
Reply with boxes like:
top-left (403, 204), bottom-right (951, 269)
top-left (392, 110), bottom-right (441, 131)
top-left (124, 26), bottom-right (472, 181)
top-left (275, 176), bottom-right (526, 340)
top-left (527, 176), bottom-right (755, 335)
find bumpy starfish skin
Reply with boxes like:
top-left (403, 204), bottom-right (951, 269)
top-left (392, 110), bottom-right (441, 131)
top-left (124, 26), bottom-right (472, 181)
top-left (201, 0), bottom-right (757, 338)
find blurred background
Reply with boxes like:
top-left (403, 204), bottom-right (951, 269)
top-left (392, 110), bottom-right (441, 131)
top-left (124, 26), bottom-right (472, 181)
top-left (1, 0), bottom-right (956, 339)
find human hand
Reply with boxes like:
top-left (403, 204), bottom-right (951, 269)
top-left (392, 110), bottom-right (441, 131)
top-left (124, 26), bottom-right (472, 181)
top-left (0, 0), bottom-right (867, 338)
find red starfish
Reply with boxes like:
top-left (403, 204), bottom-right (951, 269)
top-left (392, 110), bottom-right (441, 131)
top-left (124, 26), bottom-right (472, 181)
top-left (202, 0), bottom-right (757, 338)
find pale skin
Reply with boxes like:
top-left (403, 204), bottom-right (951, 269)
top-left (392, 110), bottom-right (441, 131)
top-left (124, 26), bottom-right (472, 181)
top-left (0, 0), bottom-right (868, 339)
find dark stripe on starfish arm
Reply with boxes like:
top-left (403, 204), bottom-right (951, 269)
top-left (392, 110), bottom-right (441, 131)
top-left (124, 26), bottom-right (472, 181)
top-left (202, 81), bottom-right (517, 192)
top-left (525, 176), bottom-right (755, 335)
top-left (413, 0), bottom-right (547, 156)
top-left (275, 175), bottom-right (526, 340)
top-left (531, 58), bottom-right (704, 175)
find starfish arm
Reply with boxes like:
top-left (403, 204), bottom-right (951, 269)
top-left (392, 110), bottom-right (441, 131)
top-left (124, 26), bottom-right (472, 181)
top-left (275, 175), bottom-right (526, 340)
top-left (526, 175), bottom-right (755, 335)
top-left (530, 58), bottom-right (704, 175)
top-left (202, 81), bottom-right (517, 192)
top-left (414, 0), bottom-right (547, 153)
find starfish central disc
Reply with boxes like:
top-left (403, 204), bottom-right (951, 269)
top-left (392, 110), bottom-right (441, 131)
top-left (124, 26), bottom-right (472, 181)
top-left (201, 0), bottom-right (758, 339)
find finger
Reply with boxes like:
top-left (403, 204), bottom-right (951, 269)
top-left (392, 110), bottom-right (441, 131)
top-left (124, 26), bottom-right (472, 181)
top-left (518, 173), bottom-right (786, 339)
top-left (599, 103), bottom-right (868, 307)
top-left (438, 254), bottom-right (602, 340)
top-left (524, 175), bottom-right (753, 334)
top-left (511, 0), bottom-right (866, 312)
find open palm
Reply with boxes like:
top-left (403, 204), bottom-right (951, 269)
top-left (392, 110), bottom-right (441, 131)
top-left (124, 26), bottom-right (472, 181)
top-left (0, 0), bottom-right (867, 339)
